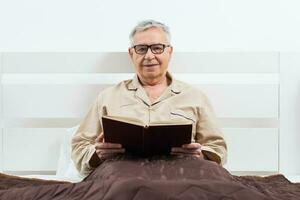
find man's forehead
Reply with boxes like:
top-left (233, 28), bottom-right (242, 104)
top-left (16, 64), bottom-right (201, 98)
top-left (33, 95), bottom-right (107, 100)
top-left (132, 28), bottom-right (169, 45)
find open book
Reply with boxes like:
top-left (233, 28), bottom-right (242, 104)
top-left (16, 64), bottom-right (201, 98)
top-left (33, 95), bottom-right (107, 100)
top-left (102, 116), bottom-right (192, 157)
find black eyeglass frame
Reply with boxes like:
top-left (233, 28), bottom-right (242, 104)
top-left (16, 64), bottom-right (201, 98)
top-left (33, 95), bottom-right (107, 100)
top-left (131, 43), bottom-right (171, 55)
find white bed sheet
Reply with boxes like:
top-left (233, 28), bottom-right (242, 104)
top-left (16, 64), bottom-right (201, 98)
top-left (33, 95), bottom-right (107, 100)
top-left (285, 175), bottom-right (300, 183)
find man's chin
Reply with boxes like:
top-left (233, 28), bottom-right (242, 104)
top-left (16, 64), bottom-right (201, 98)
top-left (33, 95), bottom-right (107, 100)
top-left (143, 65), bottom-right (161, 72)
top-left (142, 72), bottom-right (160, 79)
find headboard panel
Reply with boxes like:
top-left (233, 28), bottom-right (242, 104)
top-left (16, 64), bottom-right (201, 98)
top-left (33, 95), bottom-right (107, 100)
top-left (0, 52), bottom-right (279, 175)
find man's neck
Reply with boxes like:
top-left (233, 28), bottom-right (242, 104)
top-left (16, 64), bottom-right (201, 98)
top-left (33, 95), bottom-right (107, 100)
top-left (138, 76), bottom-right (169, 103)
top-left (139, 76), bottom-right (168, 88)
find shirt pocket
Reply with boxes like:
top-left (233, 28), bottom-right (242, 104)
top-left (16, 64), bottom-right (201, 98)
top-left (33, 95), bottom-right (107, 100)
top-left (170, 109), bottom-right (196, 123)
top-left (170, 109), bottom-right (197, 139)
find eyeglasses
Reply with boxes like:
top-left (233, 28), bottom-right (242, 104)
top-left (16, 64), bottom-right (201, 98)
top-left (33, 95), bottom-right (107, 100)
top-left (132, 43), bottom-right (171, 55)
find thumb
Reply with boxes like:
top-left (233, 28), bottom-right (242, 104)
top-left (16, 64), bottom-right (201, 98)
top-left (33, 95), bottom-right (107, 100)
top-left (95, 132), bottom-right (104, 143)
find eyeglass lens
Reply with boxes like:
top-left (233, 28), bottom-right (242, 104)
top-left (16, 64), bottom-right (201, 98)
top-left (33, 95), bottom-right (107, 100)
top-left (134, 44), bottom-right (166, 54)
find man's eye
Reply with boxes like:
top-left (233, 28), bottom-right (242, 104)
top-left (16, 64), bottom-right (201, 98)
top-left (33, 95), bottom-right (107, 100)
top-left (137, 47), bottom-right (147, 52)
top-left (153, 47), bottom-right (163, 51)
top-left (152, 45), bottom-right (163, 52)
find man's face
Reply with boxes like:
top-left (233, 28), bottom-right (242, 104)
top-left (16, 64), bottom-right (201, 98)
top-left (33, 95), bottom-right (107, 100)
top-left (129, 27), bottom-right (173, 83)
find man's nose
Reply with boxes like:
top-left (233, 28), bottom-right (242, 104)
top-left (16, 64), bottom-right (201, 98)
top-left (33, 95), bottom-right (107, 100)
top-left (144, 47), bottom-right (155, 60)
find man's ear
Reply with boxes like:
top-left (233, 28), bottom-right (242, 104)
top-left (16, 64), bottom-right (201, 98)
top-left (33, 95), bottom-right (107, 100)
top-left (168, 46), bottom-right (173, 57)
top-left (169, 46), bottom-right (173, 55)
top-left (128, 48), bottom-right (134, 60)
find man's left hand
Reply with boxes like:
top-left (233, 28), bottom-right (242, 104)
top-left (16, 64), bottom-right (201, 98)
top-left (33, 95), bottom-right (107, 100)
top-left (171, 143), bottom-right (203, 158)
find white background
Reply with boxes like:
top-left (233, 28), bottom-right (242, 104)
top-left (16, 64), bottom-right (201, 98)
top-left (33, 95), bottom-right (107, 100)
top-left (0, 0), bottom-right (299, 175)
top-left (0, 0), bottom-right (300, 51)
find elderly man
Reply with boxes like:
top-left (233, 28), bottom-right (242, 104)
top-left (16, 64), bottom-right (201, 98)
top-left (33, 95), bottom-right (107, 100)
top-left (71, 20), bottom-right (227, 176)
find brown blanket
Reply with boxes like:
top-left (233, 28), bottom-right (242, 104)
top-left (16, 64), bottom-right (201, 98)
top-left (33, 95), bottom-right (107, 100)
top-left (0, 156), bottom-right (300, 200)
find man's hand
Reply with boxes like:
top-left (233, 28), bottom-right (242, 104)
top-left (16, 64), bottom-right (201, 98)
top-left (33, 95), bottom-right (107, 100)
top-left (95, 133), bottom-right (125, 160)
top-left (171, 143), bottom-right (203, 158)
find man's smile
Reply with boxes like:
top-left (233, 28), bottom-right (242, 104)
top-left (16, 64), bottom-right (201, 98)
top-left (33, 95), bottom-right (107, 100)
top-left (142, 63), bottom-right (159, 67)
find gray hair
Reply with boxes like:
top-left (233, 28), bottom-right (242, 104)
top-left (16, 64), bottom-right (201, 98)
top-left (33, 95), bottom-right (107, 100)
top-left (129, 20), bottom-right (171, 46)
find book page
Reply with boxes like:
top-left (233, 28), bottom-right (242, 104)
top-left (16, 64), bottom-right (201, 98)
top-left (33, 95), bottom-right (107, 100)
top-left (149, 120), bottom-right (193, 126)
top-left (102, 115), bottom-right (146, 127)
top-left (102, 116), bottom-right (193, 127)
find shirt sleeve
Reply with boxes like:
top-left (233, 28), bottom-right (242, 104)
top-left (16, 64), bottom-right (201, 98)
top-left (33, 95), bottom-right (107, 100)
top-left (71, 94), bottom-right (104, 176)
top-left (195, 93), bottom-right (228, 165)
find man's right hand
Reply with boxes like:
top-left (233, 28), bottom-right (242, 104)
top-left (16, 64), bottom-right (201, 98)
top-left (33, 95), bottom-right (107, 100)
top-left (94, 133), bottom-right (125, 160)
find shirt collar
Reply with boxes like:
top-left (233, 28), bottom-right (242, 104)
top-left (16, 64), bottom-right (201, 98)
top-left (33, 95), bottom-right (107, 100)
top-left (126, 71), bottom-right (182, 94)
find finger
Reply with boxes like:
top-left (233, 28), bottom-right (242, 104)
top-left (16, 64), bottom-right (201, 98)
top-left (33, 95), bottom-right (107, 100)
top-left (96, 148), bottom-right (125, 155)
top-left (99, 133), bottom-right (104, 140)
top-left (99, 152), bottom-right (125, 160)
top-left (182, 143), bottom-right (201, 149)
top-left (171, 147), bottom-right (183, 152)
top-left (171, 152), bottom-right (203, 160)
top-left (195, 153), bottom-right (204, 158)
top-left (172, 148), bottom-right (202, 155)
top-left (170, 152), bottom-right (185, 157)
top-left (172, 150), bottom-right (200, 155)
top-left (172, 147), bottom-right (200, 153)
top-left (96, 142), bottom-right (122, 149)
top-left (95, 133), bottom-right (104, 143)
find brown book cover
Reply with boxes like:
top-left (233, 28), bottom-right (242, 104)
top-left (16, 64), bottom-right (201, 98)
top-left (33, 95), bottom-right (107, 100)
top-left (102, 116), bottom-right (192, 157)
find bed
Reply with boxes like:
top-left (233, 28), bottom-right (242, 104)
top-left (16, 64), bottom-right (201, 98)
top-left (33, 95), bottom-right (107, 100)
top-left (0, 52), bottom-right (299, 199)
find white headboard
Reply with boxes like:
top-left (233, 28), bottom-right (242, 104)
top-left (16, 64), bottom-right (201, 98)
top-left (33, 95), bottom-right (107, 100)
top-left (0, 52), bottom-right (279, 175)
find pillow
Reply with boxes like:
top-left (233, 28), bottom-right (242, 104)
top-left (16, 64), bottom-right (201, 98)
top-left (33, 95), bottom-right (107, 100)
top-left (56, 125), bottom-right (84, 182)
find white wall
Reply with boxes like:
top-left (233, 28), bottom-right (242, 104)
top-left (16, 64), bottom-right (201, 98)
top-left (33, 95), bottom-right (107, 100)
top-left (280, 53), bottom-right (300, 175)
top-left (0, 0), bottom-right (300, 51)
top-left (0, 54), bottom-right (2, 172)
